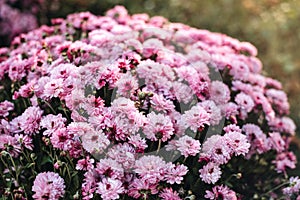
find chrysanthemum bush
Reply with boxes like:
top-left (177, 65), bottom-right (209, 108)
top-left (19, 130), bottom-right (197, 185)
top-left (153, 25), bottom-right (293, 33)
top-left (0, 5), bottom-right (299, 200)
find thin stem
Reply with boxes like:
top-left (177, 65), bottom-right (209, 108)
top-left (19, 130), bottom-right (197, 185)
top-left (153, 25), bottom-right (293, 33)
top-left (224, 173), bottom-right (235, 183)
top-left (143, 193), bottom-right (147, 200)
top-left (43, 100), bottom-right (57, 114)
top-left (1, 155), bottom-right (17, 183)
top-left (7, 154), bottom-right (19, 183)
top-left (156, 139), bottom-right (161, 154)
top-left (62, 108), bottom-right (71, 122)
top-left (261, 181), bottom-right (289, 197)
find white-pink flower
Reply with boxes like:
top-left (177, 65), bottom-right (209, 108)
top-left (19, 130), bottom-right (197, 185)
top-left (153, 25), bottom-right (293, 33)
top-left (199, 162), bottom-right (222, 184)
top-left (32, 172), bottom-right (65, 200)
top-left (143, 112), bottom-right (174, 142)
top-left (96, 178), bottom-right (124, 200)
top-left (182, 105), bottom-right (210, 132)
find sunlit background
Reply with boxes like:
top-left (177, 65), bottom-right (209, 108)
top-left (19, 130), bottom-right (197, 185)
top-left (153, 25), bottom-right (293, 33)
top-left (1, 0), bottom-right (299, 172)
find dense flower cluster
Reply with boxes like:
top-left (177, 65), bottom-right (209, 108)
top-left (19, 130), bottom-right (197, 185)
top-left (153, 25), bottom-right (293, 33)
top-left (0, 5), bottom-right (298, 199)
top-left (0, 0), bottom-right (42, 46)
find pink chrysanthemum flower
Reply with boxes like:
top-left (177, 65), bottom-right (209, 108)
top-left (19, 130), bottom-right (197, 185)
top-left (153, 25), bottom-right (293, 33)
top-left (81, 129), bottom-right (110, 154)
top-left (209, 81), bottom-right (230, 105)
top-left (242, 124), bottom-right (271, 156)
top-left (224, 131), bottom-right (250, 156)
top-left (283, 176), bottom-right (300, 196)
top-left (96, 178), bottom-right (124, 200)
top-left (128, 177), bottom-right (159, 199)
top-left (0, 134), bottom-right (21, 157)
top-left (201, 135), bottom-right (231, 165)
top-left (273, 151), bottom-right (297, 173)
top-left (199, 162), bottom-right (222, 184)
top-left (32, 172), bottom-right (65, 200)
top-left (182, 104), bottom-right (210, 132)
top-left (205, 185), bottom-right (237, 200)
top-left (159, 188), bottom-right (182, 200)
top-left (107, 143), bottom-right (136, 169)
top-left (76, 156), bottom-right (95, 171)
top-left (143, 112), bottom-right (174, 142)
top-left (17, 106), bottom-right (43, 135)
top-left (223, 124), bottom-right (242, 133)
top-left (166, 135), bottom-right (201, 157)
top-left (199, 100), bottom-right (222, 126)
top-left (116, 72), bottom-right (139, 97)
top-left (268, 132), bottom-right (285, 153)
top-left (150, 93), bottom-right (175, 113)
top-left (0, 100), bottom-right (14, 117)
top-left (234, 92), bottom-right (254, 112)
top-left (50, 128), bottom-right (72, 150)
top-left (134, 155), bottom-right (166, 184)
top-left (95, 158), bottom-right (124, 179)
top-left (164, 163), bottom-right (188, 184)
top-left (40, 114), bottom-right (67, 136)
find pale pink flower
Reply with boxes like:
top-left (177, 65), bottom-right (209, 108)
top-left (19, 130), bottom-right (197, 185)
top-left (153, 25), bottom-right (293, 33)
top-left (200, 135), bottom-right (231, 165)
top-left (107, 143), bottom-right (136, 169)
top-left (0, 134), bottom-right (20, 157)
top-left (95, 158), bottom-right (124, 179)
top-left (266, 89), bottom-right (290, 115)
top-left (229, 60), bottom-right (250, 81)
top-left (40, 114), bottom-right (66, 136)
top-left (223, 124), bottom-right (242, 133)
top-left (76, 156), bottom-right (95, 171)
top-left (182, 105), bottom-right (210, 132)
top-left (15, 134), bottom-right (33, 150)
top-left (116, 72), bottom-right (139, 97)
top-left (134, 155), bottom-right (166, 184)
top-left (199, 162), bottom-right (222, 184)
top-left (81, 129), bottom-right (110, 154)
top-left (32, 172), bottom-right (65, 200)
top-left (273, 151), bottom-right (297, 173)
top-left (128, 134), bottom-right (148, 153)
top-left (166, 135), bottom-right (201, 157)
top-left (128, 178), bottom-right (158, 198)
top-left (283, 176), bottom-right (300, 196)
top-left (235, 92), bottom-right (254, 113)
top-left (50, 128), bottom-right (71, 150)
top-left (199, 100), bottom-right (222, 125)
top-left (143, 112), bottom-right (174, 142)
top-left (205, 185), bottom-right (237, 200)
top-left (150, 93), bottom-right (175, 113)
top-left (268, 117), bottom-right (296, 136)
top-left (0, 100), bottom-right (14, 117)
top-left (224, 131), bottom-right (250, 156)
top-left (242, 124), bottom-right (271, 155)
top-left (43, 78), bottom-right (64, 98)
top-left (172, 81), bottom-right (193, 104)
top-left (220, 102), bottom-right (239, 120)
top-left (268, 132), bottom-right (285, 153)
top-left (209, 81), bottom-right (230, 105)
top-left (159, 188), bottom-right (182, 200)
top-left (96, 178), bottom-right (124, 200)
top-left (164, 163), bottom-right (188, 184)
top-left (18, 106), bottom-right (43, 135)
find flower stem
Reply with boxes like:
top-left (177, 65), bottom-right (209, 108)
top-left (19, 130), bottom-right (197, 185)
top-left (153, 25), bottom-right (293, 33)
top-left (43, 100), bottom-right (57, 114)
top-left (261, 181), bottom-right (289, 197)
top-left (156, 139), bottom-right (161, 154)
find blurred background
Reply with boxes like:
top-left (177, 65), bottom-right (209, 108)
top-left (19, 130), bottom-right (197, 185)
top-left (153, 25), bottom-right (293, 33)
top-left (1, 0), bottom-right (299, 171)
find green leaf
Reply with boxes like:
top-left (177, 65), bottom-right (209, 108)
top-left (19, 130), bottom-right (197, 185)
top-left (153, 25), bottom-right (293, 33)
top-left (40, 156), bottom-right (52, 165)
